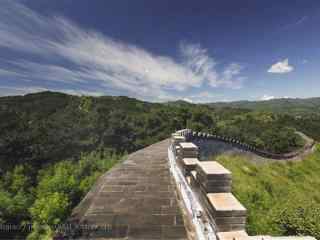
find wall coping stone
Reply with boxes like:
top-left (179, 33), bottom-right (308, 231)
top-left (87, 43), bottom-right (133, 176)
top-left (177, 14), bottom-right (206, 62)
top-left (197, 161), bottom-right (231, 176)
top-left (179, 142), bottom-right (199, 150)
top-left (182, 158), bottom-right (199, 166)
top-left (217, 230), bottom-right (248, 240)
top-left (207, 193), bottom-right (246, 212)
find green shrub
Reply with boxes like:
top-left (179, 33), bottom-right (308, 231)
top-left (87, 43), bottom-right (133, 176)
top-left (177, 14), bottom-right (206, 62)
top-left (215, 150), bottom-right (320, 239)
top-left (276, 199), bottom-right (320, 239)
top-left (26, 150), bottom-right (122, 239)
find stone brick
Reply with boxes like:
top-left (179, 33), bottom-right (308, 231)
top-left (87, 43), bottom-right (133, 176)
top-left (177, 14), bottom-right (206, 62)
top-left (179, 142), bottom-right (199, 159)
top-left (182, 157), bottom-right (199, 175)
top-left (69, 139), bottom-right (187, 239)
top-left (171, 136), bottom-right (186, 145)
top-left (196, 161), bottom-right (231, 180)
top-left (162, 226), bottom-right (188, 239)
top-left (207, 193), bottom-right (246, 232)
top-left (217, 230), bottom-right (248, 240)
top-left (196, 161), bottom-right (232, 193)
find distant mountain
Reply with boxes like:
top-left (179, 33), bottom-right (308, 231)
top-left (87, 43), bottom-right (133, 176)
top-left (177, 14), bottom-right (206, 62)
top-left (207, 97), bottom-right (320, 115)
top-left (165, 99), bottom-right (194, 107)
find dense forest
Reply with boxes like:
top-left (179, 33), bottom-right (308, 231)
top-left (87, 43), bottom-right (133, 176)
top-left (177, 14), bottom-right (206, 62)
top-left (1, 91), bottom-right (320, 239)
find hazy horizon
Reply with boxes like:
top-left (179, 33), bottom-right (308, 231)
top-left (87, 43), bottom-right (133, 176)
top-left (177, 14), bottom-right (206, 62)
top-left (1, 90), bottom-right (320, 105)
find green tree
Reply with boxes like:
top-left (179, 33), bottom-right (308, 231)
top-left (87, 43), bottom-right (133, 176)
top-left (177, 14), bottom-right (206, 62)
top-left (277, 200), bottom-right (320, 239)
top-left (28, 192), bottom-right (69, 240)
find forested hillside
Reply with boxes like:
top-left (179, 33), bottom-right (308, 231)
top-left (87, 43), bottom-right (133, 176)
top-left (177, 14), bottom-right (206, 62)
top-left (208, 97), bottom-right (320, 116)
top-left (0, 91), bottom-right (320, 239)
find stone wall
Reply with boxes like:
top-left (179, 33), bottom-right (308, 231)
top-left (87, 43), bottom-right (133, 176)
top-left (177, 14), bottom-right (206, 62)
top-left (177, 129), bottom-right (315, 160)
top-left (171, 129), bottom-right (316, 240)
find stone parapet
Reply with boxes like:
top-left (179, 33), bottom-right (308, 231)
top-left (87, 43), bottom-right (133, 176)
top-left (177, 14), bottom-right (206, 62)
top-left (196, 161), bottom-right (232, 193)
top-left (182, 158), bottom-right (199, 176)
top-left (207, 193), bottom-right (246, 232)
top-left (217, 230), bottom-right (248, 240)
top-left (178, 142), bottom-right (199, 163)
top-left (171, 129), bottom-right (316, 240)
top-left (183, 130), bottom-right (315, 160)
top-left (171, 135), bottom-right (186, 145)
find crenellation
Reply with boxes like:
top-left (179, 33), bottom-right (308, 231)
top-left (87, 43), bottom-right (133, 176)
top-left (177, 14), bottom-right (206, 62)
top-left (171, 129), bottom-right (315, 240)
top-left (178, 142), bottom-right (199, 159)
top-left (182, 158), bottom-right (199, 176)
top-left (217, 230), bottom-right (249, 240)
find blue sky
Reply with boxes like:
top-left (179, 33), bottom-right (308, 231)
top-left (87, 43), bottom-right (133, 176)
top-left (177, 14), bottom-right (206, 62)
top-left (0, 0), bottom-right (319, 102)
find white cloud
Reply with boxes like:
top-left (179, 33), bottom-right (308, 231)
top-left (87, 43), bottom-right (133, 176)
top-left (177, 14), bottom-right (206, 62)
top-left (268, 59), bottom-right (294, 74)
top-left (260, 94), bottom-right (275, 101)
top-left (179, 43), bottom-right (219, 87)
top-left (0, 1), bottom-right (246, 101)
top-left (179, 43), bottom-right (245, 89)
top-left (220, 63), bottom-right (246, 89)
top-left (182, 98), bottom-right (194, 103)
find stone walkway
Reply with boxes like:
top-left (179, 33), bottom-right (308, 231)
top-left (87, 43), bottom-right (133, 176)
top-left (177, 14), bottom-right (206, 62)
top-left (69, 139), bottom-right (188, 239)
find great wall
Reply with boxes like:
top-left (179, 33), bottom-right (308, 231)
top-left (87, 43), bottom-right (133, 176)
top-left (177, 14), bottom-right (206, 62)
top-left (67, 129), bottom-right (316, 240)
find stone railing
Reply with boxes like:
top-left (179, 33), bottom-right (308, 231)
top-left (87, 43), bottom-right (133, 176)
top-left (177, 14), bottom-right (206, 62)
top-left (171, 129), bottom-right (315, 240)
top-left (174, 129), bottom-right (315, 160)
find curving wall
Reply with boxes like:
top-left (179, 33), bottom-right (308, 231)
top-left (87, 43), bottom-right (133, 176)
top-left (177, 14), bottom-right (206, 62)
top-left (171, 129), bottom-right (316, 240)
top-left (177, 129), bottom-right (315, 160)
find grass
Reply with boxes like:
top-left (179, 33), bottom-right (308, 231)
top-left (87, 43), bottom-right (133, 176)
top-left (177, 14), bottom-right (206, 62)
top-left (213, 144), bottom-right (320, 239)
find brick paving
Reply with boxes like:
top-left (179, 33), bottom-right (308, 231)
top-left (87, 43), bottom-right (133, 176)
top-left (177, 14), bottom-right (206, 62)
top-left (69, 139), bottom-right (188, 239)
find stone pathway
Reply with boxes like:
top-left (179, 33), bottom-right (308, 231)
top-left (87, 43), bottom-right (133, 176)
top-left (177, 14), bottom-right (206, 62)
top-left (70, 139), bottom-right (188, 239)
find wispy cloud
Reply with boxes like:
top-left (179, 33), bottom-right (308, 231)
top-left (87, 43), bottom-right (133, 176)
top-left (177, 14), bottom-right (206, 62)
top-left (283, 16), bottom-right (308, 29)
top-left (0, 0), bottom-right (245, 101)
top-left (268, 58), bottom-right (294, 74)
top-left (221, 63), bottom-right (246, 89)
top-left (295, 16), bottom-right (308, 25)
top-left (179, 43), bottom-right (219, 87)
top-left (179, 43), bottom-right (245, 89)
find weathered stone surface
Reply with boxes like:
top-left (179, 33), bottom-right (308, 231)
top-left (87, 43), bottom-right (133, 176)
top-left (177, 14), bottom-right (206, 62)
top-left (179, 142), bottom-right (198, 150)
top-left (241, 237), bottom-right (316, 240)
top-left (207, 193), bottom-right (246, 232)
top-left (171, 136), bottom-right (186, 145)
top-left (179, 142), bottom-right (199, 159)
top-left (189, 170), bottom-right (198, 189)
top-left (196, 161), bottom-right (231, 179)
top-left (69, 139), bottom-right (188, 239)
top-left (199, 183), bottom-right (232, 194)
top-left (182, 158), bottom-right (199, 176)
top-left (207, 193), bottom-right (246, 213)
top-left (195, 161), bottom-right (232, 193)
top-left (174, 145), bottom-right (181, 157)
top-left (217, 230), bottom-right (248, 240)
